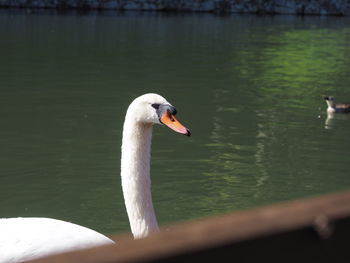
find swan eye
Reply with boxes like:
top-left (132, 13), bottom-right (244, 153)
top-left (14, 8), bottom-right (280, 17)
top-left (151, 103), bottom-right (160, 110)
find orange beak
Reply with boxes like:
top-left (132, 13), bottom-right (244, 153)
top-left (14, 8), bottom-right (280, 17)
top-left (160, 112), bottom-right (191, 136)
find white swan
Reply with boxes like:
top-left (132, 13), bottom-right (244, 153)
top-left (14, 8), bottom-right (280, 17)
top-left (0, 93), bottom-right (190, 262)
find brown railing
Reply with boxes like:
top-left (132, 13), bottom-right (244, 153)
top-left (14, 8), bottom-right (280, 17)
top-left (27, 190), bottom-right (350, 263)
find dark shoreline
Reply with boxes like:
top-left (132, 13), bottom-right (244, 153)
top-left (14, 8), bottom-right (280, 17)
top-left (1, 0), bottom-right (350, 16)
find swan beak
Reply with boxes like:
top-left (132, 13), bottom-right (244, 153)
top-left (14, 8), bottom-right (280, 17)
top-left (160, 113), bottom-right (191, 136)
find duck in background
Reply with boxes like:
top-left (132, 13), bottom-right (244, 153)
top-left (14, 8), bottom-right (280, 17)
top-left (323, 96), bottom-right (350, 113)
top-left (323, 96), bottom-right (350, 129)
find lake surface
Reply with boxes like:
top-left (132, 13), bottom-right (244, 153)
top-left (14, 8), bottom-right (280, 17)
top-left (1, 10), bottom-right (350, 235)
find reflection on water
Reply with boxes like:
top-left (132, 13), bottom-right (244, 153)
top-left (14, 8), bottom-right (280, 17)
top-left (325, 112), bottom-right (350, 129)
top-left (1, 10), bottom-right (350, 235)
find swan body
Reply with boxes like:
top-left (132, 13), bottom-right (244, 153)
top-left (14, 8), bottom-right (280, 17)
top-left (0, 93), bottom-right (190, 262)
top-left (0, 218), bottom-right (114, 262)
top-left (324, 96), bottom-right (350, 113)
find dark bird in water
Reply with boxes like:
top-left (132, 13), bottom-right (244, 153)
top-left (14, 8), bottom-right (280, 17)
top-left (323, 96), bottom-right (350, 113)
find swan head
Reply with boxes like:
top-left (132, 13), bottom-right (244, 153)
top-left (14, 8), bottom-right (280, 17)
top-left (126, 93), bottom-right (191, 136)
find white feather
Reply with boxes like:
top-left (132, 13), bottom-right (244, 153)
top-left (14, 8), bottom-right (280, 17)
top-left (0, 217), bottom-right (113, 262)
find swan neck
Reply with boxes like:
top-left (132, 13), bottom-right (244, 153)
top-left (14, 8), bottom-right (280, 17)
top-left (121, 119), bottom-right (159, 239)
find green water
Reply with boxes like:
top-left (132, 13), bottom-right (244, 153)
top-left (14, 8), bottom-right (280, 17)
top-left (1, 10), bottom-right (350, 235)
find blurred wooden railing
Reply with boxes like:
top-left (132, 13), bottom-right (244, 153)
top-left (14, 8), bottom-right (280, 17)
top-left (26, 190), bottom-right (350, 263)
